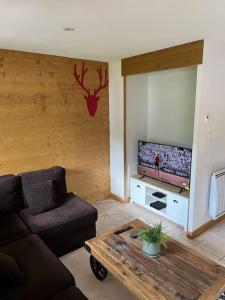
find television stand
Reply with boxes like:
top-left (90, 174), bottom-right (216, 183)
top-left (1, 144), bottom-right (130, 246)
top-left (130, 174), bottom-right (189, 229)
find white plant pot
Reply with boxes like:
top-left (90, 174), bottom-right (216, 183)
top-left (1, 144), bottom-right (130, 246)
top-left (143, 241), bottom-right (161, 257)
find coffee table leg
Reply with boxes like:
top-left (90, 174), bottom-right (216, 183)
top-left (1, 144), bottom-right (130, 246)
top-left (90, 255), bottom-right (108, 281)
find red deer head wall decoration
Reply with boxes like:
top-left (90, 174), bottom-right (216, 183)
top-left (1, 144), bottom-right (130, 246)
top-left (74, 62), bottom-right (108, 116)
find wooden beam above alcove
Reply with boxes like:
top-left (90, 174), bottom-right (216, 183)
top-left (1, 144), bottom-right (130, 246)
top-left (121, 40), bottom-right (204, 76)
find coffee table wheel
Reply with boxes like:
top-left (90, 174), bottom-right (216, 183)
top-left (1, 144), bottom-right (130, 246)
top-left (90, 255), bottom-right (108, 281)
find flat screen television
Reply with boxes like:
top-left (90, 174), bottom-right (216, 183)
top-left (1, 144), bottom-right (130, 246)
top-left (138, 140), bottom-right (192, 189)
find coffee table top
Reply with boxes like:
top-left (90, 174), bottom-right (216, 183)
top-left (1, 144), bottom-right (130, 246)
top-left (86, 219), bottom-right (225, 300)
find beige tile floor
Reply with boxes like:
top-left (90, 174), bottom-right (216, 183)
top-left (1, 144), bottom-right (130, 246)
top-left (61, 199), bottom-right (225, 300)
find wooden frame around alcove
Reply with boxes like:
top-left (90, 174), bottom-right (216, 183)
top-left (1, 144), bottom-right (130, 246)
top-left (121, 40), bottom-right (204, 203)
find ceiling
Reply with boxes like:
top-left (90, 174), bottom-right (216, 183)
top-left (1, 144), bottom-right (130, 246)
top-left (0, 0), bottom-right (225, 61)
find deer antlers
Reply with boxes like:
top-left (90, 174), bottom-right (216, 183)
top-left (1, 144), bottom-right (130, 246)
top-left (74, 62), bottom-right (108, 97)
top-left (94, 66), bottom-right (108, 96)
top-left (74, 62), bottom-right (90, 95)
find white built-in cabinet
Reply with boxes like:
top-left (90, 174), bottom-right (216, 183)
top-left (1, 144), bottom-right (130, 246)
top-left (130, 175), bottom-right (189, 229)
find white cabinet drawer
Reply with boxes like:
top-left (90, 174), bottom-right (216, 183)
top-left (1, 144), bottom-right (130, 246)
top-left (130, 179), bottom-right (145, 205)
top-left (167, 195), bottom-right (188, 226)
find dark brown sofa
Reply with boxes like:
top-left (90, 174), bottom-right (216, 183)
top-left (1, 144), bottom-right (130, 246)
top-left (0, 167), bottom-right (96, 300)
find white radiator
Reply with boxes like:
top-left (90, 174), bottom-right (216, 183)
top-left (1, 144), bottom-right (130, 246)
top-left (209, 169), bottom-right (225, 220)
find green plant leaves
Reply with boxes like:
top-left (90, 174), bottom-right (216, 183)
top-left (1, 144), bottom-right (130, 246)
top-left (138, 223), bottom-right (167, 247)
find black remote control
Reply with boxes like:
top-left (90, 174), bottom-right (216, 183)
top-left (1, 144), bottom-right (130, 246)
top-left (113, 226), bottom-right (133, 235)
top-left (129, 231), bottom-right (141, 239)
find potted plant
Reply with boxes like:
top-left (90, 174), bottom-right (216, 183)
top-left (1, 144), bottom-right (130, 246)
top-left (138, 223), bottom-right (167, 257)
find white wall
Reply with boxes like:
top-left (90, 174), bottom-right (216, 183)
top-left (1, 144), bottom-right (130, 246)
top-left (109, 60), bottom-right (124, 199)
top-left (188, 39), bottom-right (225, 231)
top-left (147, 67), bottom-right (197, 148)
top-left (126, 74), bottom-right (149, 196)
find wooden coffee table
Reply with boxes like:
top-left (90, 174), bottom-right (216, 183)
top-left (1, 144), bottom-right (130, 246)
top-left (85, 219), bottom-right (225, 300)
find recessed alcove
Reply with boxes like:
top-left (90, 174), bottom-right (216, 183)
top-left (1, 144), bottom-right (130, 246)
top-left (126, 66), bottom-right (197, 198)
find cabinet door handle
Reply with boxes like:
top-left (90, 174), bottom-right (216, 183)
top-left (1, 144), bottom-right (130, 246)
top-left (173, 200), bottom-right (178, 204)
top-left (137, 185), bottom-right (140, 188)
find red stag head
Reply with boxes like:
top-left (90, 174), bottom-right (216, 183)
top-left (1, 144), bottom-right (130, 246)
top-left (74, 62), bottom-right (108, 116)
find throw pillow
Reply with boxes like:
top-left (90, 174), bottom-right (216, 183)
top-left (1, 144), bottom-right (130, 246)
top-left (23, 180), bottom-right (57, 215)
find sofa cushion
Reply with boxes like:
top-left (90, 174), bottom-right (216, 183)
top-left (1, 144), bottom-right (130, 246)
top-left (0, 235), bottom-right (75, 300)
top-left (50, 286), bottom-right (88, 300)
top-left (0, 175), bottom-right (22, 216)
top-left (19, 193), bottom-right (97, 255)
top-left (0, 214), bottom-right (30, 247)
top-left (24, 180), bottom-right (57, 215)
top-left (0, 252), bottom-right (24, 288)
top-left (19, 166), bottom-right (67, 207)
top-left (19, 193), bottom-right (97, 234)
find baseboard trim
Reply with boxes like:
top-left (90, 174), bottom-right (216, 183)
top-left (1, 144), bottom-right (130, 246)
top-left (109, 193), bottom-right (130, 203)
top-left (187, 214), bottom-right (225, 239)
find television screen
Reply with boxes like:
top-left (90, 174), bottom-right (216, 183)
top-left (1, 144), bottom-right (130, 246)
top-left (138, 140), bottom-right (192, 189)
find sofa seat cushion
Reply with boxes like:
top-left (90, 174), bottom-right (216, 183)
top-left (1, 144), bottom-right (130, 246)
top-left (0, 252), bottom-right (24, 288)
top-left (50, 286), bottom-right (88, 300)
top-left (19, 193), bottom-right (98, 234)
top-left (0, 175), bottom-right (22, 216)
top-left (0, 235), bottom-right (75, 300)
top-left (0, 214), bottom-right (30, 247)
top-left (19, 166), bottom-right (67, 207)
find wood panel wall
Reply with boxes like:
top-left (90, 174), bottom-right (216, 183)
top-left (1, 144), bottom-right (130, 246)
top-left (122, 40), bottom-right (204, 76)
top-left (0, 49), bottom-right (109, 202)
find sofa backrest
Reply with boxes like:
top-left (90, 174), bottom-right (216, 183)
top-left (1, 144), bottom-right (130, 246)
top-left (0, 175), bottom-right (22, 216)
top-left (19, 166), bottom-right (67, 207)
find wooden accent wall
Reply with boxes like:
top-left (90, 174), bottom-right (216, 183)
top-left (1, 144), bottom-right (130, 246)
top-left (122, 40), bottom-right (204, 76)
top-left (0, 49), bottom-right (109, 202)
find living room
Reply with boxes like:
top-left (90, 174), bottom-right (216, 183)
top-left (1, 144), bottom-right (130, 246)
top-left (1, 1), bottom-right (225, 300)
